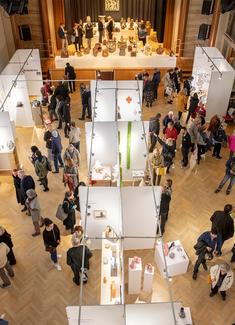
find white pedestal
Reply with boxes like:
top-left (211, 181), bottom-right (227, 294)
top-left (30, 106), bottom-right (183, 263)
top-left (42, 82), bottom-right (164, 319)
top-left (143, 266), bottom-right (154, 293)
top-left (176, 306), bottom-right (193, 325)
top-left (128, 258), bottom-right (142, 294)
top-left (155, 240), bottom-right (189, 278)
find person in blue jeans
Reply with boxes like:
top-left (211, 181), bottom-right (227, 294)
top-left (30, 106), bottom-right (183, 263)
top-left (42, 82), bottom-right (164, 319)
top-left (51, 130), bottom-right (64, 173)
top-left (215, 157), bottom-right (235, 195)
top-left (43, 218), bottom-right (61, 271)
top-left (192, 229), bottom-right (222, 280)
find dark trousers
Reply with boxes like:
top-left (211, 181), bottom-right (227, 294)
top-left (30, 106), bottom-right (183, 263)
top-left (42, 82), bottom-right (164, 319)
top-left (74, 37), bottom-right (81, 51)
top-left (181, 148), bottom-right (189, 167)
top-left (153, 84), bottom-right (159, 99)
top-left (57, 116), bottom-right (63, 129)
top-left (64, 122), bottom-right (71, 137)
top-left (211, 285), bottom-right (226, 298)
top-left (50, 249), bottom-right (58, 263)
top-left (49, 109), bottom-right (58, 121)
top-left (82, 104), bottom-right (91, 118)
top-left (72, 142), bottom-right (80, 152)
top-left (7, 249), bottom-right (16, 265)
top-left (40, 176), bottom-right (48, 190)
top-left (178, 111), bottom-right (183, 120)
top-left (197, 144), bottom-right (205, 163)
top-left (108, 31), bottom-right (112, 40)
top-left (193, 251), bottom-right (206, 273)
top-left (71, 264), bottom-right (80, 285)
top-left (139, 37), bottom-right (146, 45)
top-left (213, 142), bottom-right (222, 157)
top-left (99, 31), bottom-right (103, 43)
top-left (53, 153), bottom-right (64, 172)
top-left (152, 169), bottom-right (161, 186)
top-left (149, 135), bottom-right (157, 153)
top-left (160, 212), bottom-right (168, 234)
top-left (0, 262), bottom-right (14, 285)
top-left (69, 80), bottom-right (75, 93)
top-left (186, 111), bottom-right (191, 124)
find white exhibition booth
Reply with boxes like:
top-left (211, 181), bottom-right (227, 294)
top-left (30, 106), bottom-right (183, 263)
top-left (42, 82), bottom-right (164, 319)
top-left (192, 47), bottom-right (235, 120)
top-left (90, 80), bottom-right (143, 122)
top-left (0, 111), bottom-right (16, 170)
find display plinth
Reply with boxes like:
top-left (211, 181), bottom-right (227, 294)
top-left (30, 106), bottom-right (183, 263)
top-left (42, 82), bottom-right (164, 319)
top-left (155, 240), bottom-right (189, 278)
top-left (101, 232), bottom-right (121, 305)
top-left (143, 266), bottom-right (154, 293)
top-left (128, 258), bottom-right (142, 294)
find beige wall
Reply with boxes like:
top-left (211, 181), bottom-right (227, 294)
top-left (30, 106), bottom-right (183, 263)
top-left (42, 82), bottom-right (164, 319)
top-left (0, 7), bottom-right (15, 72)
top-left (171, 0), bottom-right (181, 52)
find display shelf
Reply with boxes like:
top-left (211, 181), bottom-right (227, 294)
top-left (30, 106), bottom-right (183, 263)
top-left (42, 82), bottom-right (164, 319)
top-left (128, 257), bottom-right (142, 294)
top-left (155, 240), bottom-right (189, 278)
top-left (142, 265), bottom-right (154, 293)
top-left (100, 231), bottom-right (122, 305)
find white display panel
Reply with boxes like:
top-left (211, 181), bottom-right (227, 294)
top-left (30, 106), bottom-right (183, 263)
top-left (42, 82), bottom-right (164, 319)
top-left (90, 80), bottom-right (143, 122)
top-left (0, 111), bottom-right (15, 170)
top-left (122, 187), bottom-right (161, 250)
top-left (80, 187), bottom-right (122, 249)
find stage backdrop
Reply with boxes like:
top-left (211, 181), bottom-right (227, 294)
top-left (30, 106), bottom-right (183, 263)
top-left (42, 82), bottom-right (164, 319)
top-left (64, 0), bottom-right (167, 42)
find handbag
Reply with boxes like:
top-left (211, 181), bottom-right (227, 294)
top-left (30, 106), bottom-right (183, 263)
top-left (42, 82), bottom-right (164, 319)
top-left (56, 203), bottom-right (68, 221)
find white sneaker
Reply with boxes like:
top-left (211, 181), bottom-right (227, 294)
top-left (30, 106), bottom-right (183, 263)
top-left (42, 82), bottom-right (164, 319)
top-left (54, 263), bottom-right (62, 271)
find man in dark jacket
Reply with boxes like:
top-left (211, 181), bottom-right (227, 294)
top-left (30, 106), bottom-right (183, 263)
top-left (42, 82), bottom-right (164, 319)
top-left (65, 63), bottom-right (76, 93)
top-left (215, 157), bottom-right (235, 195)
top-left (193, 229), bottom-right (222, 280)
top-left (51, 130), bottom-right (64, 173)
top-left (58, 23), bottom-right (66, 49)
top-left (149, 113), bottom-right (161, 153)
top-left (54, 81), bottom-right (69, 101)
top-left (210, 204), bottom-right (234, 254)
top-left (67, 236), bottom-right (92, 285)
top-left (18, 170), bottom-right (35, 212)
top-left (79, 85), bottom-right (91, 120)
top-left (158, 179), bottom-right (173, 235)
top-left (62, 97), bottom-right (71, 138)
top-left (152, 69), bottom-right (161, 99)
top-left (181, 127), bottom-right (191, 167)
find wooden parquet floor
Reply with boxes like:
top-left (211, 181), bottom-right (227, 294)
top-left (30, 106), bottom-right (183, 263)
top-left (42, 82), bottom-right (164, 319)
top-left (0, 85), bottom-right (235, 325)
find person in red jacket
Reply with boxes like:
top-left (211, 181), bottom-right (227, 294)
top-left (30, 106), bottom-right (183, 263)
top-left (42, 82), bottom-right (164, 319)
top-left (165, 121), bottom-right (178, 141)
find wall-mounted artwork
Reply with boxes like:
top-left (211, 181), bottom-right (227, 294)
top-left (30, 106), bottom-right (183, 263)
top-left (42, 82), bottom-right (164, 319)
top-left (105, 0), bottom-right (120, 11)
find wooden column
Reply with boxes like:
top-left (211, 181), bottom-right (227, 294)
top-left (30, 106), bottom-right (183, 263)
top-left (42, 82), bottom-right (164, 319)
top-left (177, 0), bottom-right (190, 57)
top-left (163, 0), bottom-right (175, 50)
top-left (209, 0), bottom-right (221, 47)
top-left (52, 0), bottom-right (65, 50)
top-left (39, 0), bottom-right (50, 57)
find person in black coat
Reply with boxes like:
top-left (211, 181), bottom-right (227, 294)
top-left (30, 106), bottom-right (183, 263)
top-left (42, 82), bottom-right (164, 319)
top-left (58, 23), bottom-right (67, 49)
top-left (85, 17), bottom-right (93, 49)
top-left (54, 81), bottom-right (69, 101)
top-left (210, 204), bottom-right (234, 254)
top-left (181, 127), bottom-right (191, 167)
top-left (65, 63), bottom-right (76, 93)
top-left (79, 85), bottom-right (91, 120)
top-left (158, 179), bottom-right (173, 235)
top-left (18, 170), bottom-right (35, 212)
top-left (106, 16), bottom-right (114, 40)
top-left (63, 191), bottom-right (76, 233)
top-left (67, 235), bottom-right (92, 285)
top-left (62, 96), bottom-right (71, 138)
top-left (43, 218), bottom-right (61, 270)
top-left (152, 69), bottom-right (161, 99)
top-left (0, 226), bottom-right (16, 265)
top-left (48, 93), bottom-right (58, 122)
top-left (98, 17), bottom-right (104, 43)
top-left (12, 169), bottom-right (23, 206)
top-left (186, 93), bottom-right (199, 124)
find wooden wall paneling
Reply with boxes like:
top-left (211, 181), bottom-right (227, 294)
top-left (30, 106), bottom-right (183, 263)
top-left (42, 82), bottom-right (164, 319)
top-left (163, 0), bottom-right (175, 50)
top-left (177, 0), bottom-right (190, 56)
top-left (39, 0), bottom-right (50, 57)
top-left (52, 0), bottom-right (65, 50)
top-left (209, 0), bottom-right (221, 46)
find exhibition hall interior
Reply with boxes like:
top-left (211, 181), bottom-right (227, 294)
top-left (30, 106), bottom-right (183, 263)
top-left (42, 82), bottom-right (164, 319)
top-left (0, 0), bottom-right (235, 324)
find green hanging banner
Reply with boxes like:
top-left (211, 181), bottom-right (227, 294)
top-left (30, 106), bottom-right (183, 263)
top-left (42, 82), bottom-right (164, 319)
top-left (127, 122), bottom-right (132, 170)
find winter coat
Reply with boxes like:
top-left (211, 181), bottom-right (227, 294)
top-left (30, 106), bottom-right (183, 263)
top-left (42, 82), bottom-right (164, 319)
top-left (26, 192), bottom-right (41, 223)
top-left (51, 134), bottom-right (62, 155)
top-left (62, 103), bottom-right (71, 124)
top-left (160, 190), bottom-right (172, 214)
top-left (63, 148), bottom-right (80, 166)
top-left (149, 117), bottom-right (160, 135)
top-left (35, 156), bottom-right (48, 178)
top-left (182, 132), bottom-right (191, 150)
top-left (228, 134), bottom-right (235, 153)
top-left (20, 176), bottom-right (35, 200)
top-left (0, 242), bottom-right (10, 268)
top-left (67, 245), bottom-right (92, 270)
top-left (213, 127), bottom-right (226, 144)
top-left (188, 97), bottom-right (199, 114)
top-left (43, 224), bottom-right (60, 249)
top-left (65, 65), bottom-right (76, 79)
top-left (197, 231), bottom-right (222, 253)
top-left (152, 71), bottom-right (161, 86)
top-left (210, 210), bottom-right (234, 242)
top-left (157, 137), bottom-right (175, 165)
top-left (210, 265), bottom-right (233, 291)
top-left (63, 199), bottom-right (76, 230)
top-left (12, 174), bottom-right (23, 204)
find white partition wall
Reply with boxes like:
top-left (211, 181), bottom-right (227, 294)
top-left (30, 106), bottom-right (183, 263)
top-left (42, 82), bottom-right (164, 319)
top-left (192, 47), bottom-right (235, 120)
top-left (0, 111), bottom-right (15, 170)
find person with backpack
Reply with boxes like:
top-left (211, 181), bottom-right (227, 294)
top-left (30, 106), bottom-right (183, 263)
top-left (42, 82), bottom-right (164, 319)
top-left (34, 150), bottom-right (50, 192)
top-left (215, 156), bottom-right (235, 195)
top-left (212, 125), bottom-right (227, 159)
top-left (43, 218), bottom-right (61, 271)
top-left (192, 229), bottom-right (222, 280)
top-left (65, 63), bottom-right (76, 93)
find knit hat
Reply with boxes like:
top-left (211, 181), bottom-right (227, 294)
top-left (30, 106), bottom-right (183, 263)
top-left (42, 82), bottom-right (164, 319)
top-left (0, 226), bottom-right (5, 236)
top-left (26, 189), bottom-right (36, 199)
top-left (52, 130), bottom-right (58, 138)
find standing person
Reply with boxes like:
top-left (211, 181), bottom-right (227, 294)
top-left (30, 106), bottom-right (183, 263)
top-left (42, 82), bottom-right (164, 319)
top-left (157, 137), bottom-right (175, 173)
top-left (26, 189), bottom-right (44, 237)
top-left (212, 125), bottom-right (227, 159)
top-left (0, 226), bottom-right (16, 266)
top-left (85, 16), bottom-right (93, 49)
top-left (73, 22), bottom-right (79, 52)
top-left (188, 117), bottom-right (200, 153)
top-left (79, 85), bottom-right (91, 120)
top-left (64, 144), bottom-right (80, 167)
top-left (209, 263), bottom-right (233, 300)
top-left (152, 69), bottom-right (161, 100)
top-left (158, 179), bottom-right (173, 235)
top-left (34, 150), bottom-right (50, 192)
top-left (65, 63), bottom-right (76, 94)
top-left (66, 233), bottom-right (92, 285)
top-left (58, 23), bottom-right (67, 49)
top-left (172, 67), bottom-right (181, 94)
top-left (106, 16), bottom-right (114, 40)
top-left (98, 17), bottom-right (104, 44)
top-left (163, 111), bottom-right (174, 131)
top-left (43, 123), bottom-right (53, 164)
top-left (12, 169), bottom-right (23, 207)
top-left (210, 204), bottom-right (234, 255)
top-left (48, 92), bottom-right (58, 122)
top-left (151, 147), bottom-right (164, 185)
top-left (183, 76), bottom-right (193, 98)
top-left (62, 96), bottom-right (71, 138)
top-left (215, 156), bottom-right (235, 195)
top-left (228, 129), bottom-right (235, 159)
top-left (0, 242), bottom-right (14, 288)
top-left (63, 159), bottom-right (79, 192)
top-left (164, 121), bottom-right (178, 142)
top-left (181, 127), bottom-right (191, 168)
top-left (18, 170), bottom-right (35, 213)
top-left (149, 113), bottom-right (161, 153)
top-left (138, 22), bottom-right (147, 45)
top-left (177, 89), bottom-right (187, 121)
top-left (62, 191), bottom-right (76, 233)
top-left (143, 73), bottom-right (154, 107)
top-left (69, 121), bottom-right (81, 151)
top-left (192, 229), bottom-right (222, 280)
top-left (51, 130), bottom-right (64, 173)
top-left (29, 145), bottom-right (39, 166)
top-left (43, 218), bottom-right (61, 271)
top-left (186, 93), bottom-right (199, 124)
top-left (74, 182), bottom-right (86, 212)
top-left (54, 81), bottom-right (69, 101)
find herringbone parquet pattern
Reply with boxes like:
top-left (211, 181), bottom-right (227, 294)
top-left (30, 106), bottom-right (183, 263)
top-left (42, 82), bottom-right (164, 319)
top-left (0, 85), bottom-right (234, 325)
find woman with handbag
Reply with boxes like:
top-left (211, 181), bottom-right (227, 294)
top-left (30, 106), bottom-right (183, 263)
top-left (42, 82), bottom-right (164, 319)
top-left (43, 218), bottom-right (61, 271)
top-left (209, 263), bottom-right (233, 300)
